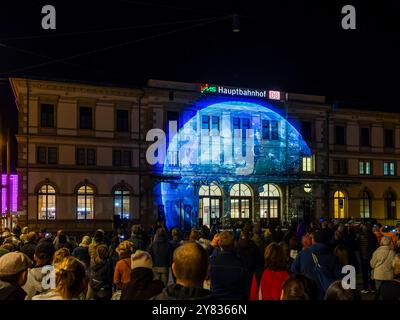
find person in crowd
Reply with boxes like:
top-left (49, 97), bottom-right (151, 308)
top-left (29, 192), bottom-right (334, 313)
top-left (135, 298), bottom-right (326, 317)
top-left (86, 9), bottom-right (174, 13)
top-left (88, 229), bottom-right (106, 266)
top-left (301, 234), bottom-right (312, 250)
top-left (23, 241), bottom-right (55, 300)
top-left (198, 225), bottom-right (211, 250)
top-left (32, 256), bottom-right (87, 300)
top-left (20, 231), bottom-right (38, 262)
top-left (377, 254), bottom-right (400, 300)
top-left (357, 223), bottom-right (378, 293)
top-left (169, 228), bottom-right (181, 252)
top-left (53, 247), bottom-right (71, 265)
top-left (113, 240), bottom-right (134, 289)
top-left (0, 252), bottom-right (32, 300)
top-left (333, 244), bottom-right (349, 267)
top-left (19, 227), bottom-right (29, 244)
top-left (207, 232), bottom-right (221, 257)
top-left (281, 273), bottom-right (318, 300)
top-left (320, 220), bottom-right (334, 246)
top-left (151, 242), bottom-right (212, 300)
top-left (250, 242), bottom-right (289, 300)
top-left (373, 224), bottom-right (383, 244)
top-left (130, 224), bottom-right (145, 251)
top-left (370, 236), bottom-right (396, 292)
top-left (87, 244), bottom-right (113, 300)
top-left (325, 280), bottom-right (361, 300)
top-left (291, 230), bottom-right (342, 299)
top-left (148, 228), bottom-right (172, 287)
top-left (53, 230), bottom-right (64, 248)
top-left (237, 230), bottom-right (263, 282)
top-left (251, 224), bottom-right (265, 257)
top-left (121, 250), bottom-right (164, 300)
top-left (72, 235), bottom-right (91, 268)
top-left (209, 230), bottom-right (250, 300)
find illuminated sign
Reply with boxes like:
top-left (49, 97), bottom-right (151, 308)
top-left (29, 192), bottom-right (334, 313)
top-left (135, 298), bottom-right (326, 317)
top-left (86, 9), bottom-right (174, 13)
top-left (200, 83), bottom-right (283, 100)
top-left (1, 175), bottom-right (18, 214)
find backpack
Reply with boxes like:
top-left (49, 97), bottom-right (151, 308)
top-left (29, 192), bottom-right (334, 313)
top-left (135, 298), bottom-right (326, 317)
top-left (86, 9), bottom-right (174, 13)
top-left (311, 253), bottom-right (336, 294)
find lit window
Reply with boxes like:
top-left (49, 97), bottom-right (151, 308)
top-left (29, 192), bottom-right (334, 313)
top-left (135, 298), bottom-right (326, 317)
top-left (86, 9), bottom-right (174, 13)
top-left (334, 190), bottom-right (346, 219)
top-left (230, 184), bottom-right (252, 219)
top-left (360, 191), bottom-right (371, 218)
top-left (302, 157), bottom-right (312, 172)
top-left (77, 185), bottom-right (94, 220)
top-left (304, 184), bottom-right (312, 193)
top-left (359, 161), bottom-right (371, 175)
top-left (114, 185), bottom-right (130, 220)
top-left (259, 184), bottom-right (281, 219)
top-left (384, 161), bottom-right (396, 176)
top-left (38, 184), bottom-right (56, 220)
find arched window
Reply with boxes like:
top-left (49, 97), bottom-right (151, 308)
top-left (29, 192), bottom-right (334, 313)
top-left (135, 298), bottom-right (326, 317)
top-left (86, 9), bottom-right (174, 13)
top-left (334, 190), bottom-right (346, 219)
top-left (260, 184), bottom-right (281, 219)
top-left (114, 185), bottom-right (130, 220)
top-left (199, 183), bottom-right (222, 226)
top-left (385, 191), bottom-right (396, 220)
top-left (77, 185), bottom-right (94, 220)
top-left (38, 184), bottom-right (56, 220)
top-left (360, 191), bottom-right (371, 218)
top-left (230, 184), bottom-right (252, 219)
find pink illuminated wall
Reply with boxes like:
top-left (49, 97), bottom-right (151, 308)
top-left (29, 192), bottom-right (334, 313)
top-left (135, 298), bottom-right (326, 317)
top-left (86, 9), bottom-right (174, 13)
top-left (1, 174), bottom-right (18, 215)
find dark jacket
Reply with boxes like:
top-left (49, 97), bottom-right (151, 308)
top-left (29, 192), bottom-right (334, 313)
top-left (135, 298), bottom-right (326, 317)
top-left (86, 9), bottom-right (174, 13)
top-left (357, 231), bottom-right (378, 260)
top-left (151, 283), bottom-right (213, 300)
top-left (209, 249), bottom-right (250, 300)
top-left (377, 279), bottom-right (400, 300)
top-left (121, 267), bottom-right (164, 300)
top-left (0, 280), bottom-right (27, 300)
top-left (20, 241), bottom-right (37, 261)
top-left (148, 235), bottom-right (172, 268)
top-left (130, 234), bottom-right (146, 251)
top-left (72, 246), bottom-right (91, 267)
top-left (89, 258), bottom-right (113, 300)
top-left (237, 238), bottom-right (263, 274)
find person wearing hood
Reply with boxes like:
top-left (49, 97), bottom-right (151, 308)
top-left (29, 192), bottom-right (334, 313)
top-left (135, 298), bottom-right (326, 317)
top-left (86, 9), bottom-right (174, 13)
top-left (0, 252), bottom-right (32, 300)
top-left (148, 228), bottom-right (172, 287)
top-left (20, 232), bottom-right (38, 262)
top-left (23, 241), bottom-right (55, 300)
top-left (121, 250), bottom-right (163, 300)
top-left (291, 230), bottom-right (342, 299)
top-left (72, 235), bottom-right (91, 268)
top-left (151, 242), bottom-right (212, 300)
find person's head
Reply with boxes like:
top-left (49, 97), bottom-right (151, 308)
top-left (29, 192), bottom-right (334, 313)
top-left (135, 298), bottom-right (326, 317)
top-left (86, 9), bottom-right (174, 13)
top-left (380, 236), bottom-right (392, 247)
top-left (325, 280), bottom-right (361, 300)
top-left (189, 229), bottom-right (199, 242)
top-left (321, 221), bottom-right (328, 229)
top-left (301, 234), bottom-right (312, 249)
top-left (12, 226), bottom-right (21, 236)
top-left (55, 256), bottom-right (87, 299)
top-left (57, 230), bottom-right (64, 237)
top-left (94, 244), bottom-right (109, 264)
top-left (392, 254), bottom-right (400, 279)
top-left (311, 230), bottom-right (324, 244)
top-left (79, 236), bottom-right (91, 247)
top-left (264, 242), bottom-right (287, 271)
top-left (0, 252), bottom-right (32, 287)
top-left (171, 228), bottom-right (179, 239)
top-left (333, 245), bottom-right (349, 266)
top-left (156, 228), bottom-right (167, 240)
top-left (131, 224), bottom-right (141, 236)
top-left (21, 226), bottom-right (29, 235)
top-left (281, 274), bottom-right (317, 300)
top-left (131, 250), bottom-right (153, 270)
top-left (34, 241), bottom-right (55, 266)
top-left (93, 229), bottom-right (104, 243)
top-left (172, 242), bottom-right (208, 287)
top-left (26, 231), bottom-right (37, 244)
top-left (53, 248), bottom-right (71, 265)
top-left (116, 240), bottom-right (133, 259)
top-left (218, 231), bottom-right (235, 250)
top-left (240, 230), bottom-right (250, 241)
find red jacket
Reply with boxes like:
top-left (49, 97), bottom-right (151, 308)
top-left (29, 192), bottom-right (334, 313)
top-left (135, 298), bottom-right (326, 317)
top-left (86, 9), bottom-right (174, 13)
top-left (249, 269), bottom-right (289, 300)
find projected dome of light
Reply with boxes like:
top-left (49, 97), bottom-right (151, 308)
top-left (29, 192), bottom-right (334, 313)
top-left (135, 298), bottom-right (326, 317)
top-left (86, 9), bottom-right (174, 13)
top-left (157, 99), bottom-right (311, 229)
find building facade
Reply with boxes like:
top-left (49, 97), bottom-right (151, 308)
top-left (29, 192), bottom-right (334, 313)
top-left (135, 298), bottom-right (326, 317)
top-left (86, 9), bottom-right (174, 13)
top-left (9, 78), bottom-right (400, 232)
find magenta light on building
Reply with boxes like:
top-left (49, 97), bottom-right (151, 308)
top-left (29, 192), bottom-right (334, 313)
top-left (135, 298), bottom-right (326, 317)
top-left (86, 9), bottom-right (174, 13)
top-left (1, 174), bottom-right (18, 215)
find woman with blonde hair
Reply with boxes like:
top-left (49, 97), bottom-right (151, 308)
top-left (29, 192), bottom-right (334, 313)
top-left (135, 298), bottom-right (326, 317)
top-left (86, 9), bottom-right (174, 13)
top-left (370, 236), bottom-right (396, 292)
top-left (53, 247), bottom-right (71, 265)
top-left (32, 256), bottom-right (87, 300)
top-left (113, 240), bottom-right (134, 289)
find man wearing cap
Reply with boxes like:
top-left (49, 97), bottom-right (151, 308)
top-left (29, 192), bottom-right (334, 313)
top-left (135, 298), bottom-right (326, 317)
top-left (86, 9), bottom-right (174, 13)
top-left (0, 252), bottom-right (32, 300)
top-left (23, 241), bottom-right (55, 300)
top-left (121, 250), bottom-right (164, 300)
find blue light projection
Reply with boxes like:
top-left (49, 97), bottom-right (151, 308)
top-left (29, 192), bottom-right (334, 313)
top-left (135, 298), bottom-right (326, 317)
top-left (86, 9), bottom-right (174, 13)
top-left (155, 98), bottom-right (311, 230)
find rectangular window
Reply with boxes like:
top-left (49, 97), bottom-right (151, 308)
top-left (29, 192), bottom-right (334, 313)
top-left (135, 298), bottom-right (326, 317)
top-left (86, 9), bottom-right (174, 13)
top-left (360, 128), bottom-right (370, 146)
top-left (359, 160), bottom-right (371, 175)
top-left (211, 116), bottom-right (220, 131)
top-left (301, 121), bottom-right (312, 141)
top-left (271, 120), bottom-right (279, 140)
top-left (37, 147), bottom-right (47, 164)
top-left (302, 157), bottom-right (312, 172)
top-left (122, 150), bottom-right (132, 167)
top-left (384, 129), bottom-right (394, 148)
top-left (334, 159), bottom-right (348, 174)
top-left (86, 149), bottom-right (96, 166)
top-left (202, 115), bottom-right (210, 130)
top-left (335, 126), bottom-right (345, 145)
top-left (76, 148), bottom-right (86, 165)
top-left (40, 104), bottom-right (54, 128)
top-left (116, 110), bottom-right (129, 132)
top-left (47, 147), bottom-right (58, 164)
top-left (79, 107), bottom-right (93, 130)
top-left (384, 161), bottom-right (396, 176)
top-left (113, 150), bottom-right (121, 167)
top-left (262, 120), bottom-right (270, 140)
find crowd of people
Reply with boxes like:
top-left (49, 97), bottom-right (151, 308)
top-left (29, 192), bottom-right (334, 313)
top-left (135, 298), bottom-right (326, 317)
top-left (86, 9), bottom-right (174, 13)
top-left (0, 219), bottom-right (399, 301)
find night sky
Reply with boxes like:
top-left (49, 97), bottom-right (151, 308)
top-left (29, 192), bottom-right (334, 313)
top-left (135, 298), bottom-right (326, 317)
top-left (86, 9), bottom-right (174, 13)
top-left (0, 0), bottom-right (399, 169)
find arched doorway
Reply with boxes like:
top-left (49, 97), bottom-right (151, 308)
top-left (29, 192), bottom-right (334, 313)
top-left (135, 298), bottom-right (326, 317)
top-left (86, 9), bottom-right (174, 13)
top-left (333, 190), bottom-right (346, 219)
top-left (230, 184), bottom-right (252, 220)
top-left (199, 183), bottom-right (222, 227)
top-left (259, 184), bottom-right (281, 223)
